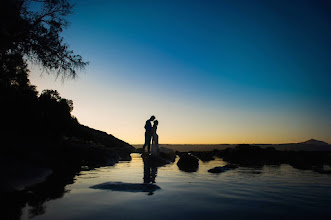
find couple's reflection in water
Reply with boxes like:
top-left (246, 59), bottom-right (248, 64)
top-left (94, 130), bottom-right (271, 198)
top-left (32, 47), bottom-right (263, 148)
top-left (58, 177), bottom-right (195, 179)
top-left (143, 156), bottom-right (158, 195)
top-left (144, 163), bottom-right (157, 184)
top-left (89, 154), bottom-right (161, 196)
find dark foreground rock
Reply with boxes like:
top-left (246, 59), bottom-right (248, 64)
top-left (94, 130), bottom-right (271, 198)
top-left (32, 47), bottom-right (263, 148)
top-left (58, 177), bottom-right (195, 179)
top-left (2, 123), bottom-right (135, 219)
top-left (208, 164), bottom-right (238, 173)
top-left (68, 124), bottom-right (133, 151)
top-left (190, 151), bottom-right (215, 161)
top-left (142, 154), bottom-right (171, 167)
top-left (0, 162), bottom-right (53, 193)
top-left (159, 147), bottom-right (176, 162)
top-left (177, 153), bottom-right (199, 172)
top-left (218, 144), bottom-right (331, 172)
top-left (141, 147), bottom-right (176, 167)
top-left (221, 144), bottom-right (275, 166)
top-left (2, 124), bottom-right (135, 194)
top-left (90, 182), bottom-right (161, 193)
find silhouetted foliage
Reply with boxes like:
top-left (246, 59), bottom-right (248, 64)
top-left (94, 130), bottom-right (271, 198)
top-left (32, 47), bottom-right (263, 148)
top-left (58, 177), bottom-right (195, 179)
top-left (0, 52), bottom-right (34, 90)
top-left (1, 0), bottom-right (86, 142)
top-left (39, 89), bottom-right (74, 138)
top-left (1, 0), bottom-right (88, 80)
top-left (2, 87), bottom-right (74, 141)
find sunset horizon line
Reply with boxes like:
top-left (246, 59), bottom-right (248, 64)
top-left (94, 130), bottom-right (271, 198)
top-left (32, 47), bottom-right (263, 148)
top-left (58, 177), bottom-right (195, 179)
top-left (131, 139), bottom-right (330, 146)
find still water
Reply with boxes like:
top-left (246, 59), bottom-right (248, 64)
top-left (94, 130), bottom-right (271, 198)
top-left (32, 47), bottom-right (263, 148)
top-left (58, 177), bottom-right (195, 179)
top-left (22, 153), bottom-right (331, 220)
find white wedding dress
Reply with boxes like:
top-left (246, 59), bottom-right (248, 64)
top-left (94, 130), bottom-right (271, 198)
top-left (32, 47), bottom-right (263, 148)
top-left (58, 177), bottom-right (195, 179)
top-left (151, 130), bottom-right (159, 156)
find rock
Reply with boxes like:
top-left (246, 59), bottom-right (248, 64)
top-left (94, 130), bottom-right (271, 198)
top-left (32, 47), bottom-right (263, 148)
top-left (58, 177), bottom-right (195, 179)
top-left (190, 151), bottom-right (215, 161)
top-left (177, 153), bottom-right (199, 172)
top-left (313, 166), bottom-right (331, 174)
top-left (142, 154), bottom-right (171, 167)
top-left (159, 147), bottom-right (176, 162)
top-left (135, 148), bottom-right (144, 153)
top-left (68, 124), bottom-right (135, 153)
top-left (140, 147), bottom-right (176, 167)
top-left (1, 164), bottom-right (53, 193)
top-left (208, 164), bottom-right (238, 173)
top-left (64, 142), bottom-right (126, 168)
top-left (90, 182), bottom-right (161, 193)
top-left (217, 144), bottom-right (331, 174)
top-left (222, 144), bottom-right (283, 166)
top-left (114, 148), bottom-right (132, 161)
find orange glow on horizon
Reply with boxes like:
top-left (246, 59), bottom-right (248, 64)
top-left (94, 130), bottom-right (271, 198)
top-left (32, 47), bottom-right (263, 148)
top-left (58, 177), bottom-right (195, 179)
top-left (29, 69), bottom-right (331, 146)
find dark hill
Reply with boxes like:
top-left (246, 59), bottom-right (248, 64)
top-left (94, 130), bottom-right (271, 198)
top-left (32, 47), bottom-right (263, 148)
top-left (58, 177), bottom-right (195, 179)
top-left (300, 139), bottom-right (329, 145)
top-left (68, 123), bottom-right (133, 152)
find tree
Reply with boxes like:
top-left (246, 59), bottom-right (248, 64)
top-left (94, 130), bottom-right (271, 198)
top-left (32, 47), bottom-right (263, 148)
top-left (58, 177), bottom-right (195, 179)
top-left (0, 0), bottom-right (88, 82)
top-left (39, 89), bottom-right (74, 137)
top-left (1, 0), bottom-right (85, 140)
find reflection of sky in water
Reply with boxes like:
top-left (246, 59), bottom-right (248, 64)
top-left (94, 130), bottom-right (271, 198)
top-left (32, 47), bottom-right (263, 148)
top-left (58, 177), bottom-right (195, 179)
top-left (23, 153), bottom-right (331, 220)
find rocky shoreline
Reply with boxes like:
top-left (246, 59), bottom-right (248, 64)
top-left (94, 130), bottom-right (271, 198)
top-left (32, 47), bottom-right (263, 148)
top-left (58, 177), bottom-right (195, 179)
top-left (138, 143), bottom-right (331, 174)
top-left (2, 123), bottom-right (135, 219)
top-left (2, 127), bottom-right (134, 194)
top-left (174, 144), bottom-right (331, 174)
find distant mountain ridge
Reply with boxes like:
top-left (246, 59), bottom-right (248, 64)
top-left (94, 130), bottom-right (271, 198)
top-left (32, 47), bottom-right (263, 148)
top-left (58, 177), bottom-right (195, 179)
top-left (300, 139), bottom-right (329, 145)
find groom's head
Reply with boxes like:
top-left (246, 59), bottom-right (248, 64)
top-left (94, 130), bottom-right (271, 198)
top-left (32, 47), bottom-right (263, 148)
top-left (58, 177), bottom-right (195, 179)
top-left (150, 115), bottom-right (155, 121)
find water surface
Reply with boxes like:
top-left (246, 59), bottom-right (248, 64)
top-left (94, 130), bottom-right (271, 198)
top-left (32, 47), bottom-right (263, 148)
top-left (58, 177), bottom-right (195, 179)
top-left (22, 153), bottom-right (331, 220)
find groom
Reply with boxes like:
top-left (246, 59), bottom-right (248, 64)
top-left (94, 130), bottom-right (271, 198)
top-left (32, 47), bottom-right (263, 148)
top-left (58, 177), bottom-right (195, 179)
top-left (143, 115), bottom-right (155, 153)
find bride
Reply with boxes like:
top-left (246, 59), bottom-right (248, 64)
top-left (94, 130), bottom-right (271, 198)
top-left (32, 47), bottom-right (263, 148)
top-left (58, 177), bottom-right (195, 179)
top-left (151, 120), bottom-right (159, 156)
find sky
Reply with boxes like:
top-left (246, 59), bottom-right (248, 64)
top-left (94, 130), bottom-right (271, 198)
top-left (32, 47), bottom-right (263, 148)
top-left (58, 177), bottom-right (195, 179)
top-left (29, 0), bottom-right (331, 144)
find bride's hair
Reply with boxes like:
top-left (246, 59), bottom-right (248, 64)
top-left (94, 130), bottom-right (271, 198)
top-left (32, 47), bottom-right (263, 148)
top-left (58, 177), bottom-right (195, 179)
top-left (154, 120), bottom-right (158, 125)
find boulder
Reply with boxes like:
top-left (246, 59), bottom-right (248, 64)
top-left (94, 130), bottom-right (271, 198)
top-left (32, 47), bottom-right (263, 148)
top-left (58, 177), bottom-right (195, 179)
top-left (222, 144), bottom-right (281, 166)
top-left (208, 164), bottom-right (238, 173)
top-left (177, 153), bottom-right (199, 172)
top-left (142, 154), bottom-right (170, 167)
top-left (159, 147), bottom-right (176, 162)
top-left (66, 142), bottom-right (121, 167)
top-left (140, 147), bottom-right (176, 167)
top-left (113, 148), bottom-right (132, 161)
top-left (1, 163), bottom-right (53, 193)
top-left (190, 151), bottom-right (215, 161)
top-left (135, 148), bottom-right (144, 153)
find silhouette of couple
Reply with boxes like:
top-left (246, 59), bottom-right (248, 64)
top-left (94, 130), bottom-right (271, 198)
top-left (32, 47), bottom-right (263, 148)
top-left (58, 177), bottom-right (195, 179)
top-left (143, 115), bottom-right (159, 155)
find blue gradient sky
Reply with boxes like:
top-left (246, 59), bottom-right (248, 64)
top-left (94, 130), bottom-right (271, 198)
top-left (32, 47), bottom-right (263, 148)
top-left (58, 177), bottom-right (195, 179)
top-left (30, 0), bottom-right (331, 144)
